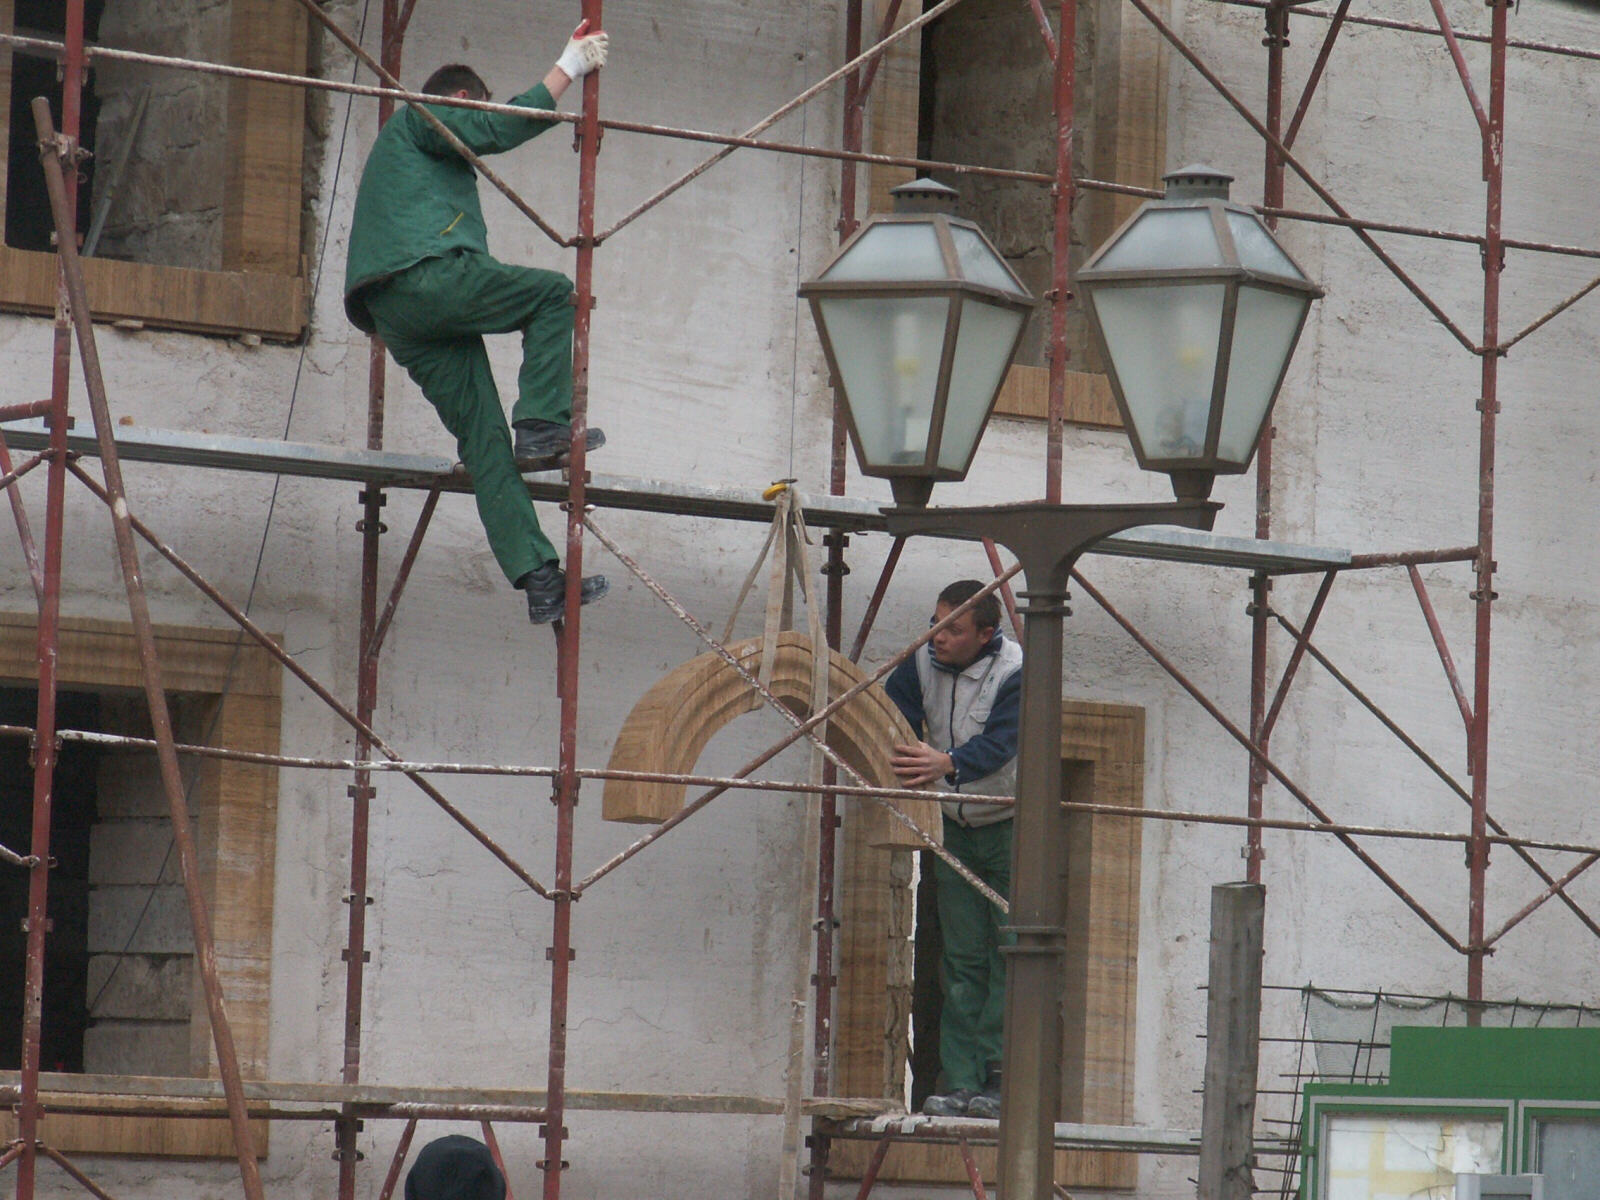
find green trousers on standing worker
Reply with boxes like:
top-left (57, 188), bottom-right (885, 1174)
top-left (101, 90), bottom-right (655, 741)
top-left (363, 248), bottom-right (574, 585)
top-left (933, 815), bottom-right (1015, 1093)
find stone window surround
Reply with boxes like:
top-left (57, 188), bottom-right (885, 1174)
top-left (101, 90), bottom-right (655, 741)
top-left (0, 612), bottom-right (280, 1159)
top-left (0, 0), bottom-right (308, 341)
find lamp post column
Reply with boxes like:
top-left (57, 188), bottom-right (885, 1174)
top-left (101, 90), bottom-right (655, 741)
top-left (886, 498), bottom-right (1217, 1199)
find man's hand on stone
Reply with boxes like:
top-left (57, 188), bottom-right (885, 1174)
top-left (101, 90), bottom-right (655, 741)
top-left (556, 20), bottom-right (610, 82)
top-left (891, 741), bottom-right (955, 787)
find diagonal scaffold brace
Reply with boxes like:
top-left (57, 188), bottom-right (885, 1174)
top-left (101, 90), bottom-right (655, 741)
top-left (32, 97), bottom-right (266, 1200)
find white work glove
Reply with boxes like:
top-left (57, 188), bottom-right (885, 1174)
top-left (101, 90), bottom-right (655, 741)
top-left (556, 21), bottom-right (609, 81)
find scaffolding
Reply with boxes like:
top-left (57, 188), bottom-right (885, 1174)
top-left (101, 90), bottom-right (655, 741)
top-left (3, 0), bottom-right (1600, 1197)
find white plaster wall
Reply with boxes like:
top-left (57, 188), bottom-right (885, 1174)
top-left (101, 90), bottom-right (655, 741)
top-left (6, 0), bottom-right (1600, 1196)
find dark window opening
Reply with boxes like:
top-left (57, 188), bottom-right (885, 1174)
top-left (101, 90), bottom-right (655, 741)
top-left (5, 0), bottom-right (234, 270)
top-left (3, 0), bottom-right (105, 253)
top-left (0, 685), bottom-right (100, 1073)
top-left (0, 685), bottom-right (200, 1078)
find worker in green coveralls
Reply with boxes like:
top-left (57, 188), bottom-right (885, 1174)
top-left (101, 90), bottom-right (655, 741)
top-left (885, 580), bottom-right (1023, 1120)
top-left (344, 25), bottom-right (612, 625)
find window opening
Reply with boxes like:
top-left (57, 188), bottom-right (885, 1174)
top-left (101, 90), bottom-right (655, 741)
top-left (0, 684), bottom-right (206, 1080)
top-left (3, 0), bottom-right (103, 254)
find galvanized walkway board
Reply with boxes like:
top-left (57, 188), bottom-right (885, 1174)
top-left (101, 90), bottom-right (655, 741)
top-left (2, 420), bottom-right (1351, 572)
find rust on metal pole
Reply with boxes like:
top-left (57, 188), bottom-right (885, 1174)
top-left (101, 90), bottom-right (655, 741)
top-left (1258, 571), bottom-right (1336, 745)
top-left (1406, 565), bottom-right (1474, 746)
top-left (0, 441), bottom-right (45, 604)
top-left (1043, 0), bottom-right (1076, 503)
top-left (543, 1), bottom-right (606, 1193)
top-left (376, 1119), bottom-right (420, 1200)
top-left (1247, 0), bottom-right (1289, 884)
top-left (1284, 0), bottom-right (1349, 152)
top-left (981, 538), bottom-right (1023, 640)
top-left (852, 1131), bottom-right (895, 1199)
top-left (846, 536), bottom-right (905, 663)
top-left (1467, 0), bottom-right (1510, 1007)
top-left (340, 1), bottom-right (402, 1191)
top-left (33, 98), bottom-right (265, 1200)
top-left (365, 490), bottom-right (440, 664)
top-left (16, 4), bottom-right (84, 1193)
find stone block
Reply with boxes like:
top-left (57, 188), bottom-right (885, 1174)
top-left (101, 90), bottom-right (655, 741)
top-left (96, 753), bottom-right (171, 818)
top-left (88, 885), bottom-right (195, 955)
top-left (82, 1019), bottom-right (193, 1077)
top-left (89, 817), bottom-right (187, 885)
top-left (86, 954), bottom-right (193, 1021)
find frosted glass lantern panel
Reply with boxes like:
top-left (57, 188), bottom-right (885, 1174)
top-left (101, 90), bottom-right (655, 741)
top-left (1215, 285), bottom-right (1309, 463)
top-left (950, 225), bottom-right (1027, 296)
top-left (822, 223), bottom-right (947, 282)
top-left (816, 296), bottom-right (951, 466)
top-left (938, 300), bottom-right (1026, 471)
top-left (1227, 211), bottom-right (1304, 279)
top-left (1095, 208), bottom-right (1225, 272)
top-left (1091, 283), bottom-right (1227, 461)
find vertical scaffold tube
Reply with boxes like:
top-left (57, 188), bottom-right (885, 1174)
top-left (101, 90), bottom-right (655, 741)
top-left (1247, 2), bottom-right (1290, 885)
top-left (338, 2), bottom-right (402, 1193)
top-left (808, 4), bottom-right (866, 1195)
top-left (32, 97), bottom-right (265, 1200)
top-left (15, 6), bottom-right (84, 1196)
top-left (1044, 0), bottom-right (1074, 504)
top-left (1467, 0), bottom-right (1509, 1006)
top-left (544, 3), bottom-right (604, 1196)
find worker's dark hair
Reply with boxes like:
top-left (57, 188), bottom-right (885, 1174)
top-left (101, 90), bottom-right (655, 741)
top-left (938, 579), bottom-right (1000, 634)
top-left (421, 64), bottom-right (491, 101)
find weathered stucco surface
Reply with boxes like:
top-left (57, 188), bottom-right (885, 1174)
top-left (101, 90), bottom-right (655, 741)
top-left (4, 0), bottom-right (1600, 1196)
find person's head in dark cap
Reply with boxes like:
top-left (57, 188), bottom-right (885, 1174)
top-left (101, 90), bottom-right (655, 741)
top-left (404, 1135), bottom-right (506, 1200)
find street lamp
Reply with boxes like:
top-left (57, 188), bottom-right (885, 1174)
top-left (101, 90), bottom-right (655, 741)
top-left (798, 178), bottom-right (1035, 508)
top-left (1075, 164), bottom-right (1324, 500)
top-left (800, 171), bottom-right (1319, 1200)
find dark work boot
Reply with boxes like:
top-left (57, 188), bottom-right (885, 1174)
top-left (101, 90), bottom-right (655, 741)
top-left (513, 419), bottom-right (606, 470)
top-left (920, 1087), bottom-right (977, 1118)
top-left (517, 561), bottom-right (610, 625)
top-left (966, 1062), bottom-right (1002, 1120)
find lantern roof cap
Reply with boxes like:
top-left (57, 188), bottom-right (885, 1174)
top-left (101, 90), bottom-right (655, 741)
top-left (890, 177), bottom-right (960, 214)
top-left (1163, 164), bottom-right (1234, 201)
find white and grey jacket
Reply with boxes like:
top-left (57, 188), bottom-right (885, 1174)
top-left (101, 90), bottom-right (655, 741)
top-left (884, 633), bottom-right (1023, 827)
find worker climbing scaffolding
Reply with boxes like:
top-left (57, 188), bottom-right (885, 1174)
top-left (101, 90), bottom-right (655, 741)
top-left (343, 23), bottom-right (614, 625)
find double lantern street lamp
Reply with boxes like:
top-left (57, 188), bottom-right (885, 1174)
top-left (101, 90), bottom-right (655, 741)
top-left (800, 168), bottom-right (1321, 1200)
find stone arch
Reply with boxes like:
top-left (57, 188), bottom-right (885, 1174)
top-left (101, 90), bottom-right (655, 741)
top-left (602, 632), bottom-right (941, 850)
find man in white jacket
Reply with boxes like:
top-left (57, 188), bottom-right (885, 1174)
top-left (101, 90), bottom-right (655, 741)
top-left (886, 580), bottom-right (1022, 1119)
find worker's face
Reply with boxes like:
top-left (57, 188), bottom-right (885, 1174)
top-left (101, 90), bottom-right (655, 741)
top-left (930, 602), bottom-right (994, 671)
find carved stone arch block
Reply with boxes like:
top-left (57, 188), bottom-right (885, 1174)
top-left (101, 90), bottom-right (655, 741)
top-left (602, 632), bottom-right (942, 850)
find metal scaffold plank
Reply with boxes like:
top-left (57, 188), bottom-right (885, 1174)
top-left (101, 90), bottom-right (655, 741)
top-left (0, 419), bottom-right (1352, 572)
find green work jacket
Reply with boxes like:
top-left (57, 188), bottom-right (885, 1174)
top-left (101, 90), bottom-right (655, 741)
top-left (344, 83), bottom-right (560, 333)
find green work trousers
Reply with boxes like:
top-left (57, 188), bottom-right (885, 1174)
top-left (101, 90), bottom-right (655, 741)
top-left (364, 250), bottom-right (575, 584)
top-left (934, 815), bottom-right (1014, 1092)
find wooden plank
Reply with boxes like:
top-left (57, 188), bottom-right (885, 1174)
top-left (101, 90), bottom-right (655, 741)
top-left (0, 245), bottom-right (305, 341)
top-left (0, 1104), bottom-right (268, 1159)
top-left (0, 1074), bottom-right (894, 1118)
top-left (223, 0), bottom-right (308, 276)
top-left (993, 363), bottom-right (1123, 429)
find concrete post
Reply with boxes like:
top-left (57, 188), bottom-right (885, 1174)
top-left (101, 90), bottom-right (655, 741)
top-left (1198, 881), bottom-right (1266, 1200)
